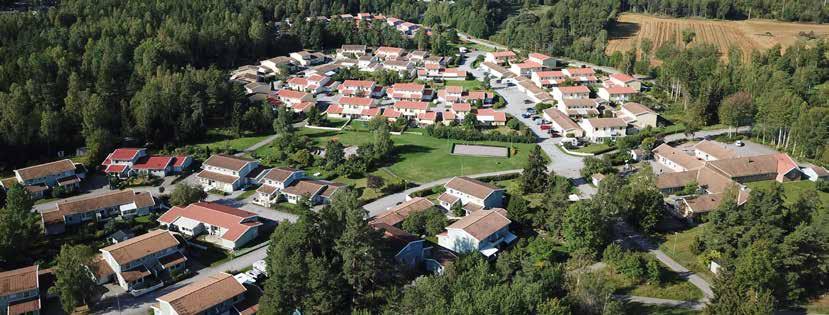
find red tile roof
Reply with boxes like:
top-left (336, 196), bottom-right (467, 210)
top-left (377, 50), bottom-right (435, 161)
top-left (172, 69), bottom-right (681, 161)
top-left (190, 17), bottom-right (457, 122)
top-left (0, 266), bottom-right (38, 296)
top-left (475, 109), bottom-right (507, 122)
top-left (339, 96), bottom-right (374, 107)
top-left (110, 148), bottom-right (143, 161)
top-left (100, 230), bottom-right (180, 265)
top-left (276, 89), bottom-right (310, 100)
top-left (157, 273), bottom-right (247, 315)
top-left (418, 111), bottom-right (438, 121)
top-left (557, 86), bottom-right (590, 93)
top-left (491, 51), bottom-right (516, 58)
top-left (325, 105), bottom-right (343, 114)
top-left (158, 202), bottom-right (261, 242)
top-left (390, 83), bottom-right (424, 92)
top-left (361, 107), bottom-right (382, 116)
top-left (604, 86), bottom-right (638, 94)
top-left (104, 164), bottom-right (128, 174)
top-left (446, 208), bottom-right (510, 240)
top-left (340, 80), bottom-right (375, 89)
top-left (394, 101), bottom-right (429, 111)
top-left (132, 156), bottom-right (173, 170)
top-left (610, 73), bottom-right (636, 82)
top-left (565, 67), bottom-right (595, 75)
top-left (383, 109), bottom-right (402, 118)
top-left (451, 103), bottom-right (471, 112)
top-left (172, 156), bottom-right (191, 168)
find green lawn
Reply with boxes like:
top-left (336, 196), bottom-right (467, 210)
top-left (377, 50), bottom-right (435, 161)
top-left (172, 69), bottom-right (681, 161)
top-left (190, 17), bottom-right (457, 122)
top-left (625, 303), bottom-right (701, 315)
top-left (234, 189), bottom-right (257, 201)
top-left (658, 226), bottom-right (713, 283)
top-left (443, 79), bottom-right (485, 91)
top-left (452, 41), bottom-right (494, 52)
top-left (191, 128), bottom-right (272, 152)
top-left (255, 125), bottom-right (541, 184)
top-left (603, 267), bottom-right (704, 301)
top-left (746, 180), bottom-right (829, 207)
top-left (573, 143), bottom-right (615, 154)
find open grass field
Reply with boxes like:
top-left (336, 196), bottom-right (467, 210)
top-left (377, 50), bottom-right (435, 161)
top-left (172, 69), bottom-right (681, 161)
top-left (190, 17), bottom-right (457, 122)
top-left (254, 123), bottom-right (540, 183)
top-left (603, 267), bottom-right (705, 301)
top-left (658, 225), bottom-right (714, 283)
top-left (192, 128), bottom-right (272, 152)
top-left (746, 180), bottom-right (829, 207)
top-left (607, 13), bottom-right (829, 61)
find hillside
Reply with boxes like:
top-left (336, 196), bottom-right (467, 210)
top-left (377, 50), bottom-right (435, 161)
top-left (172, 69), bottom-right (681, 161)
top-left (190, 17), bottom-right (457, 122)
top-left (607, 13), bottom-right (829, 61)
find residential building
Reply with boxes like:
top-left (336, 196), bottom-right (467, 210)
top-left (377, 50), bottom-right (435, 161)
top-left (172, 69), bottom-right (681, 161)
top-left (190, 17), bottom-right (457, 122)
top-left (543, 108), bottom-right (584, 138)
top-left (244, 82), bottom-right (270, 95)
top-left (616, 102), bottom-right (657, 129)
top-left (606, 73), bottom-right (641, 91)
top-left (386, 83), bottom-right (431, 101)
top-left (485, 51), bottom-right (516, 64)
top-left (598, 86), bottom-right (638, 103)
top-left (288, 101), bottom-right (315, 114)
top-left (258, 56), bottom-right (296, 76)
top-left (273, 89), bottom-right (314, 107)
top-left (562, 67), bottom-right (597, 84)
top-left (527, 52), bottom-right (556, 68)
top-left (102, 148), bottom-right (191, 178)
top-left (451, 103), bottom-right (472, 120)
top-left (338, 80), bottom-right (380, 97)
top-left (475, 109), bottom-right (507, 126)
top-left (579, 118), bottom-right (628, 142)
top-left (694, 140), bottom-right (738, 161)
top-left (252, 168), bottom-right (305, 207)
top-left (516, 78), bottom-right (553, 103)
top-left (480, 62), bottom-right (514, 80)
top-left (41, 189), bottom-right (157, 235)
top-left (531, 71), bottom-right (566, 88)
top-left (437, 85), bottom-right (464, 103)
top-left (4, 159), bottom-right (82, 199)
top-left (0, 266), bottom-right (41, 315)
top-left (158, 202), bottom-right (263, 250)
top-left (557, 98), bottom-right (600, 118)
top-left (196, 155), bottom-right (265, 193)
top-left (152, 273), bottom-right (249, 315)
top-left (359, 107), bottom-right (383, 120)
top-left (509, 61), bottom-right (542, 77)
top-left (289, 50), bottom-right (325, 67)
top-left (408, 50), bottom-right (429, 62)
top-left (437, 208), bottom-right (516, 257)
top-left (374, 46), bottom-right (405, 60)
top-left (99, 230), bottom-right (186, 291)
top-left (281, 179), bottom-right (344, 205)
top-left (552, 86), bottom-right (590, 102)
top-left (371, 223), bottom-right (426, 269)
top-left (393, 101), bottom-right (430, 117)
top-left (335, 97), bottom-right (377, 118)
top-left (371, 197), bottom-right (435, 227)
top-left (653, 144), bottom-right (705, 172)
top-left (382, 108), bottom-right (403, 122)
top-left (337, 44), bottom-right (367, 59)
top-left (285, 75), bottom-right (331, 94)
top-left (382, 59), bottom-right (413, 72)
top-left (801, 164), bottom-right (829, 182)
top-left (438, 176), bottom-right (505, 214)
top-left (416, 111), bottom-right (439, 126)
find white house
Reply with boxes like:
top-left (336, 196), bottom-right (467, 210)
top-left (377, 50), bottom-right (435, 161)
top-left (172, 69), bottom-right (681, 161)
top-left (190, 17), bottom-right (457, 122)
top-left (281, 179), bottom-right (344, 205)
top-left (616, 102), bottom-right (657, 128)
top-left (437, 176), bottom-right (505, 214)
top-left (437, 208), bottom-right (516, 257)
top-left (393, 101), bottom-right (430, 117)
top-left (158, 202), bottom-right (263, 250)
top-left (485, 51), bottom-right (517, 64)
top-left (274, 89), bottom-right (314, 107)
top-left (801, 164), bottom-right (829, 182)
top-left (527, 52), bottom-right (556, 68)
top-left (598, 86), bottom-right (638, 103)
top-left (606, 73), bottom-right (641, 91)
top-left (99, 230), bottom-right (186, 291)
top-left (253, 168), bottom-right (305, 207)
top-left (552, 86), bottom-right (590, 102)
top-left (509, 61), bottom-right (542, 77)
top-left (652, 143), bottom-right (705, 172)
top-left (693, 140), bottom-right (737, 161)
top-left (531, 70), bottom-right (566, 88)
top-left (480, 62), bottom-right (514, 80)
top-left (543, 108), bottom-right (584, 138)
top-left (375, 46), bottom-right (405, 60)
top-left (383, 59), bottom-right (414, 72)
top-left (557, 98), bottom-right (600, 118)
top-left (196, 155), bottom-right (263, 193)
top-left (258, 56), bottom-right (296, 75)
top-left (579, 118), bottom-right (628, 142)
top-left (338, 80), bottom-right (380, 97)
top-left (337, 44), bottom-right (367, 59)
top-left (475, 109), bottom-right (507, 126)
top-left (562, 67), bottom-right (597, 84)
top-left (289, 50), bottom-right (325, 67)
top-left (387, 83), bottom-right (429, 101)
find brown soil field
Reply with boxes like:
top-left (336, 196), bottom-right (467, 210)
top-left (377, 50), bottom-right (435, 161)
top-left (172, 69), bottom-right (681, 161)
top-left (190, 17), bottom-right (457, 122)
top-left (607, 13), bottom-right (829, 61)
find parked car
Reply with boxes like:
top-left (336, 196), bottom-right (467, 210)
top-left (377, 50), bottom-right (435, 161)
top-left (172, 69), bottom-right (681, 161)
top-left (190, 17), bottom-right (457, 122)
top-left (521, 113), bottom-right (531, 118)
top-left (735, 140), bottom-right (745, 147)
top-left (524, 99), bottom-right (533, 104)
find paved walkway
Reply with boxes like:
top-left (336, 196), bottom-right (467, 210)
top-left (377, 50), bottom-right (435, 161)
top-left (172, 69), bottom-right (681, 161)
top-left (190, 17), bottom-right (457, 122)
top-left (615, 222), bottom-right (714, 301)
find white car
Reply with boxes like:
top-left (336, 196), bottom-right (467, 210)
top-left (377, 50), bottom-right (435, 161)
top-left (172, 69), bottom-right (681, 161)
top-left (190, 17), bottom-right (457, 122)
top-left (735, 140), bottom-right (745, 147)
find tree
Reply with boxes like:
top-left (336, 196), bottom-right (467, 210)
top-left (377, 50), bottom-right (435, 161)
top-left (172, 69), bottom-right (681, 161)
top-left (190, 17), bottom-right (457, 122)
top-left (563, 201), bottom-right (608, 257)
top-left (273, 106), bottom-right (294, 135)
top-left (290, 149), bottom-right (313, 168)
top-left (169, 183), bottom-right (206, 206)
top-left (371, 123), bottom-right (394, 161)
top-left (462, 113), bottom-right (477, 129)
top-left (681, 29), bottom-right (696, 47)
top-left (306, 104), bottom-right (323, 126)
top-left (0, 184), bottom-right (40, 263)
top-left (580, 156), bottom-right (614, 179)
top-left (323, 140), bottom-right (345, 171)
top-left (50, 244), bottom-right (98, 314)
top-left (335, 188), bottom-right (387, 305)
top-left (402, 207), bottom-right (447, 237)
top-left (646, 259), bottom-right (663, 285)
top-left (519, 145), bottom-right (547, 194)
top-left (718, 91), bottom-right (754, 136)
top-left (451, 201), bottom-right (465, 217)
top-left (506, 195), bottom-right (532, 226)
top-left (366, 175), bottom-right (384, 191)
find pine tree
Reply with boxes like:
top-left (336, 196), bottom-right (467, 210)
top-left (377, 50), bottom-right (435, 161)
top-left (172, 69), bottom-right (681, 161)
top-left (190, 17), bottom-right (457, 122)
top-left (0, 184), bottom-right (40, 263)
top-left (50, 244), bottom-right (98, 314)
top-left (519, 145), bottom-right (547, 194)
top-left (334, 188), bottom-right (387, 306)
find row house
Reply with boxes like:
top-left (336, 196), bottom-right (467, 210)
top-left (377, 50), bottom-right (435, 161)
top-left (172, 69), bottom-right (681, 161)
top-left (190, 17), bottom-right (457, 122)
top-left (562, 67), bottom-right (598, 84)
top-left (273, 89), bottom-right (314, 107)
top-left (438, 208), bottom-right (516, 257)
top-left (2, 159), bottom-right (83, 200)
top-left (516, 78), bottom-right (553, 103)
top-left (653, 144), bottom-right (706, 173)
top-left (281, 179), bottom-right (345, 206)
top-left (509, 61), bottom-right (543, 77)
top-left (416, 111), bottom-right (439, 126)
top-left (480, 62), bottom-right (514, 80)
top-left (438, 176), bottom-right (505, 214)
top-left (616, 102), bottom-right (657, 129)
top-left (41, 189), bottom-right (157, 235)
top-left (579, 118), bottom-right (628, 143)
top-left (102, 148), bottom-right (191, 178)
top-left (397, 21), bottom-right (420, 35)
top-left (285, 75), bottom-right (331, 94)
top-left (424, 56), bottom-right (447, 67)
top-left (252, 168), bottom-right (305, 207)
top-left (288, 101), bottom-right (315, 114)
top-left (485, 51), bottom-right (517, 64)
top-left (375, 46), bottom-right (405, 60)
top-left (387, 83), bottom-right (432, 101)
top-left (152, 273), bottom-right (250, 315)
top-left (393, 101), bottom-right (430, 117)
top-left (557, 98), bottom-right (601, 118)
top-left (0, 266), bottom-right (42, 315)
top-left (289, 50), bottom-right (326, 67)
top-left (408, 50), bottom-right (429, 63)
top-left (158, 202), bottom-right (262, 250)
top-left (338, 80), bottom-right (382, 97)
top-left (244, 81), bottom-right (270, 95)
top-left (552, 85), bottom-right (590, 102)
top-left (326, 96), bottom-right (377, 119)
top-left (598, 86), bottom-right (638, 103)
top-left (693, 140), bottom-right (738, 161)
top-left (196, 155), bottom-right (265, 193)
top-left (258, 56), bottom-right (297, 76)
top-left (475, 109), bottom-right (507, 126)
top-left (605, 73), bottom-right (641, 91)
top-left (100, 230), bottom-right (186, 292)
top-left (531, 70), bottom-right (566, 88)
top-left (543, 108), bottom-right (584, 138)
top-left (382, 59), bottom-right (414, 73)
top-left (337, 44), bottom-right (368, 59)
top-left (527, 53), bottom-right (556, 68)
top-left (383, 108), bottom-right (403, 122)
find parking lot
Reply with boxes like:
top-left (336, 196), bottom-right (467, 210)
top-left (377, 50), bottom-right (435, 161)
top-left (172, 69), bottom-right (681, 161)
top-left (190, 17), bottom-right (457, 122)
top-left (495, 85), bottom-right (553, 139)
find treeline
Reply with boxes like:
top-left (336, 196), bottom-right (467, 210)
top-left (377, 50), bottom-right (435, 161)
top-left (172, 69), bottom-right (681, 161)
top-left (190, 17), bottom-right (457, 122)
top-left (621, 0), bottom-right (828, 22)
top-left (287, 18), bottom-right (413, 51)
top-left (653, 40), bottom-right (829, 164)
top-left (422, 0), bottom-right (514, 38)
top-left (488, 0), bottom-right (621, 65)
top-left (274, 0), bottom-right (425, 22)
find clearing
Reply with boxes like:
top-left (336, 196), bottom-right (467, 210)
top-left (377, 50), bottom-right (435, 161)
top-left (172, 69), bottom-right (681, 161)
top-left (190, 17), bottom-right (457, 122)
top-left (607, 13), bottom-right (829, 61)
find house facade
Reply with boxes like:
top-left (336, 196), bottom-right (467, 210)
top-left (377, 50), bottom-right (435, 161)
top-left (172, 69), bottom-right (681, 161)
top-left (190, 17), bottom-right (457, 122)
top-left (579, 118), bottom-right (628, 142)
top-left (437, 177), bottom-right (505, 214)
top-left (196, 155), bottom-right (264, 193)
top-left (252, 168), bottom-right (305, 207)
top-left (6, 159), bottom-right (82, 200)
top-left (158, 202), bottom-right (262, 250)
top-left (0, 266), bottom-right (41, 315)
top-left (437, 208), bottom-right (516, 257)
top-left (99, 230), bottom-right (186, 292)
top-left (152, 273), bottom-right (248, 315)
top-left (41, 189), bottom-right (157, 235)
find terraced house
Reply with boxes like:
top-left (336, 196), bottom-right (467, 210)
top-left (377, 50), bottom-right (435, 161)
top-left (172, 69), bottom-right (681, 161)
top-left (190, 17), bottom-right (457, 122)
top-left (40, 189), bottom-right (157, 235)
top-left (437, 208), bottom-right (516, 257)
top-left (0, 266), bottom-right (41, 315)
top-left (196, 155), bottom-right (265, 193)
top-left (152, 273), bottom-right (252, 315)
top-left (438, 177), bottom-right (505, 215)
top-left (99, 230), bottom-right (186, 292)
top-left (252, 168), bottom-right (305, 207)
top-left (158, 202), bottom-right (262, 250)
top-left (1, 159), bottom-right (84, 200)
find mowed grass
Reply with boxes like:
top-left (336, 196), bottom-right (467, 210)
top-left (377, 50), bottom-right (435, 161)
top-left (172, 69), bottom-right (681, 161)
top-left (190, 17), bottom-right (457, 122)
top-left (746, 180), bottom-right (829, 207)
top-left (603, 266), bottom-right (704, 301)
top-left (255, 126), bottom-right (539, 183)
top-left (572, 143), bottom-right (614, 154)
top-left (443, 79), bottom-right (485, 91)
top-left (658, 225), bottom-right (713, 283)
top-left (191, 128), bottom-right (272, 152)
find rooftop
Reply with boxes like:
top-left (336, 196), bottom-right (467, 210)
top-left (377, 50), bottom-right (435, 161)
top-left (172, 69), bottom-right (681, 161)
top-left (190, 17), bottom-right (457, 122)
top-left (158, 202), bottom-right (262, 242)
top-left (445, 176), bottom-right (502, 200)
top-left (446, 208), bottom-right (510, 241)
top-left (157, 273), bottom-right (246, 315)
top-left (100, 230), bottom-right (180, 265)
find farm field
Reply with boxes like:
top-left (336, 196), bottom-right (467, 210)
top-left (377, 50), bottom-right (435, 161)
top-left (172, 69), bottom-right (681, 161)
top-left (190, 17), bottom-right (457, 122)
top-left (607, 13), bottom-right (829, 61)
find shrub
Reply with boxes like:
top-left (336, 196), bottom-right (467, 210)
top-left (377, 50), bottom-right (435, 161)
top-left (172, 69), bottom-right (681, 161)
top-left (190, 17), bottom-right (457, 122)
top-left (646, 259), bottom-right (663, 285)
top-left (617, 254), bottom-right (646, 282)
top-left (689, 235), bottom-right (705, 255)
top-left (816, 180), bottom-right (829, 193)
